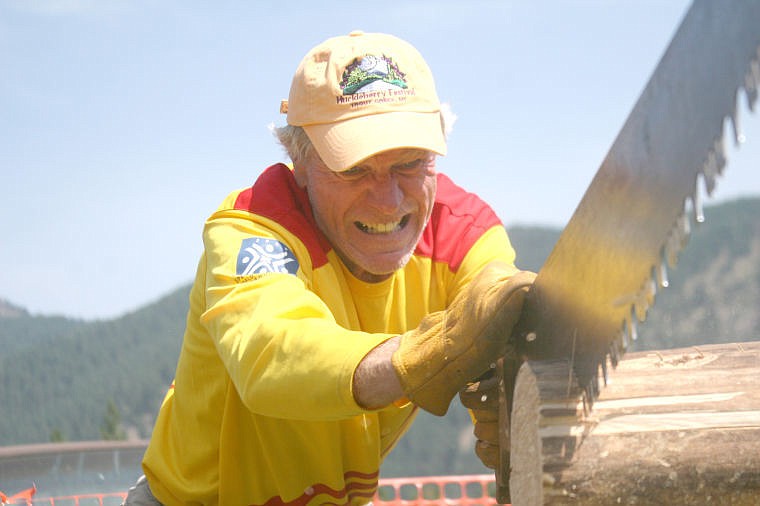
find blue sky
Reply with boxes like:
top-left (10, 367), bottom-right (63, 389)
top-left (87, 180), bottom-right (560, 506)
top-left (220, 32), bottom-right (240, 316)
top-left (2, 0), bottom-right (758, 319)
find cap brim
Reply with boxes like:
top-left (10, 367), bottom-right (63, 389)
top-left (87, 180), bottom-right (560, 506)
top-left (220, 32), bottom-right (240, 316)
top-left (303, 110), bottom-right (447, 172)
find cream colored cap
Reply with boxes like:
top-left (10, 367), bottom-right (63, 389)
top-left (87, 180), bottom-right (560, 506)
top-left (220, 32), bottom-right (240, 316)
top-left (283, 30), bottom-right (447, 171)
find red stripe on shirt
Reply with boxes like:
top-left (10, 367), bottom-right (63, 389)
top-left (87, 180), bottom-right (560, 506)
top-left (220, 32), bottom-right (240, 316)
top-left (251, 470), bottom-right (379, 506)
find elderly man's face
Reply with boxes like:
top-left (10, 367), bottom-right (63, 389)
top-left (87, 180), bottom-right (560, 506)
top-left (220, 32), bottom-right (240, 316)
top-left (295, 148), bottom-right (437, 282)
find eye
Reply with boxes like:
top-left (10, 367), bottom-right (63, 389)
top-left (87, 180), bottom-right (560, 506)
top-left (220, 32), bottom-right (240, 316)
top-left (338, 165), bottom-right (369, 179)
top-left (393, 158), bottom-right (427, 173)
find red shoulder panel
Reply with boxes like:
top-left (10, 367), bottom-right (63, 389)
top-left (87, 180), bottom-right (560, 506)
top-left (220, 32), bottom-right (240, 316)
top-left (415, 173), bottom-right (503, 272)
top-left (233, 164), bottom-right (332, 269)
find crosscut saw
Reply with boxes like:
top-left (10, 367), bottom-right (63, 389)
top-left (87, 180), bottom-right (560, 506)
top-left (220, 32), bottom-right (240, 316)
top-left (495, 0), bottom-right (760, 502)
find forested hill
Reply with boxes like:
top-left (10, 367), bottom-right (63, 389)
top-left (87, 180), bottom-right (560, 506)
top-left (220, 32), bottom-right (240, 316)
top-left (1, 197), bottom-right (758, 477)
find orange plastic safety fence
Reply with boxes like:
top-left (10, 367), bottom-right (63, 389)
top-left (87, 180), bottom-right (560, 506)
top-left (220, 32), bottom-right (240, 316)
top-left (4, 492), bottom-right (126, 506)
top-left (374, 474), bottom-right (501, 505)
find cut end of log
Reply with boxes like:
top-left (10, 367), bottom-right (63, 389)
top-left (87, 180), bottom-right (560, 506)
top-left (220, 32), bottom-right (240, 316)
top-left (509, 342), bottom-right (760, 505)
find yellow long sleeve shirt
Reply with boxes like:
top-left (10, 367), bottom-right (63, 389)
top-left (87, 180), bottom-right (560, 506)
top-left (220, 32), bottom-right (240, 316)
top-left (142, 163), bottom-right (517, 505)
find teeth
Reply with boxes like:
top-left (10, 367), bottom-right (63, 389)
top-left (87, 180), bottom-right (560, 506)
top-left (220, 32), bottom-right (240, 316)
top-left (356, 219), bottom-right (402, 234)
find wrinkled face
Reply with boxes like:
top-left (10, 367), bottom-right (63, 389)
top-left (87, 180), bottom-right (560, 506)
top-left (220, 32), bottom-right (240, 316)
top-left (295, 148), bottom-right (437, 282)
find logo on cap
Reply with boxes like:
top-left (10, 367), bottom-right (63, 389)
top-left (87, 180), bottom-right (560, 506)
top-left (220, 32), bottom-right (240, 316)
top-left (236, 237), bottom-right (299, 277)
top-left (341, 54), bottom-right (408, 95)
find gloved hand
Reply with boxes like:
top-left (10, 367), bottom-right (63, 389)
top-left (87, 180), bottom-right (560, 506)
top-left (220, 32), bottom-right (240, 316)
top-left (460, 373), bottom-right (500, 469)
top-left (391, 263), bottom-right (536, 415)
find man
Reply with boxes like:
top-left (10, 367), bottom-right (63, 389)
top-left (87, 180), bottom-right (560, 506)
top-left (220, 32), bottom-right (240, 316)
top-left (126, 30), bottom-right (534, 505)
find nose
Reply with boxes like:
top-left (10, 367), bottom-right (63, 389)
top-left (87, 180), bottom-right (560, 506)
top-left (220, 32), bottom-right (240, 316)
top-left (367, 171), bottom-right (403, 213)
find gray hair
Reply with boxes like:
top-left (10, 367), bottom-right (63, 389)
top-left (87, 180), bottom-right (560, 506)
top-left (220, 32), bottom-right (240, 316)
top-left (273, 124), bottom-right (318, 167)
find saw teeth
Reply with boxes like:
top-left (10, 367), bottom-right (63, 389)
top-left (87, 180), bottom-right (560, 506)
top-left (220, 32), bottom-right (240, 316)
top-left (714, 135), bottom-right (727, 176)
top-left (636, 277), bottom-right (657, 322)
top-left (663, 209), bottom-right (690, 269)
top-left (628, 313), bottom-right (638, 342)
top-left (702, 142), bottom-right (723, 196)
top-left (617, 332), bottom-right (626, 354)
top-left (657, 256), bottom-right (670, 289)
top-left (610, 339), bottom-right (620, 368)
top-left (692, 180), bottom-right (705, 224)
top-left (730, 96), bottom-right (745, 146)
top-left (745, 47), bottom-right (759, 112)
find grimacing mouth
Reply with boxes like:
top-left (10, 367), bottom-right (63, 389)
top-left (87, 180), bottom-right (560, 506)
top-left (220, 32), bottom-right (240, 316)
top-left (354, 214), bottom-right (411, 235)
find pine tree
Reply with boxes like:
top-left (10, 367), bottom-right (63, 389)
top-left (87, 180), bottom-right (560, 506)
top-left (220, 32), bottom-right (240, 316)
top-left (100, 399), bottom-right (126, 441)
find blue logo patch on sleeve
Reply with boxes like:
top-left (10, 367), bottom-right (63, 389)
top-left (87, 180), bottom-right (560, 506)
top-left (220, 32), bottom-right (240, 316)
top-left (236, 237), bottom-right (299, 276)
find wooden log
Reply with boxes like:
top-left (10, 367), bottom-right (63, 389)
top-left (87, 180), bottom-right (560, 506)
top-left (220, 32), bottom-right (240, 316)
top-left (509, 341), bottom-right (760, 505)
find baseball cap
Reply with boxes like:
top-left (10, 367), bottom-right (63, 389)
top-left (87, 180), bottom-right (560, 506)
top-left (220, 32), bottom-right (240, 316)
top-left (282, 30), bottom-right (447, 172)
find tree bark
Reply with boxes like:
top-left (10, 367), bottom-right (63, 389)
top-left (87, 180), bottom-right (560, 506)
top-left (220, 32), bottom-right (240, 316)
top-left (509, 341), bottom-right (760, 505)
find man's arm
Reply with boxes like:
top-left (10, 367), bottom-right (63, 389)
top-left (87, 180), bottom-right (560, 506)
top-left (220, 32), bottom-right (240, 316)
top-left (353, 336), bottom-right (403, 409)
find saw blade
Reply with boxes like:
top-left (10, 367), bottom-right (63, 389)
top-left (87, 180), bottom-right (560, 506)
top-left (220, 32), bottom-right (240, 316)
top-left (515, 0), bottom-right (760, 397)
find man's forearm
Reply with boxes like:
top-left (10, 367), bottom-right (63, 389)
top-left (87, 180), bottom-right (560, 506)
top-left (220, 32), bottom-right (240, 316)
top-left (353, 336), bottom-right (404, 409)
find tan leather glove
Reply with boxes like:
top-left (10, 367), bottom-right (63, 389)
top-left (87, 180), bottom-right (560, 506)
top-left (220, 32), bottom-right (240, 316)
top-left (460, 373), bottom-right (500, 469)
top-left (391, 263), bottom-right (536, 415)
